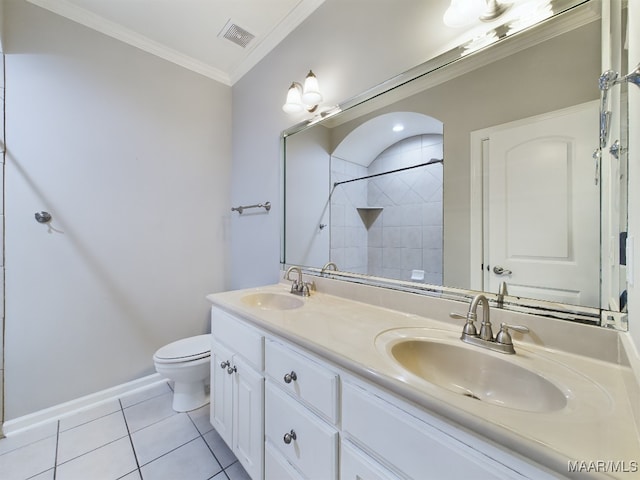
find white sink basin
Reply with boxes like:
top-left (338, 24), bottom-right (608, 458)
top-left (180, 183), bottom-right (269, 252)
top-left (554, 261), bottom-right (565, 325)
top-left (381, 335), bottom-right (568, 413)
top-left (241, 292), bottom-right (304, 310)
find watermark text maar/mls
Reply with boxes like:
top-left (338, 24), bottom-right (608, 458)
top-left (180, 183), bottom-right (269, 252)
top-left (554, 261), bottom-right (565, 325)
top-left (568, 460), bottom-right (638, 474)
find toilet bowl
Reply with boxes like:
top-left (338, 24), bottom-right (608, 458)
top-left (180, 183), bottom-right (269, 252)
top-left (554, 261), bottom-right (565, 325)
top-left (153, 334), bottom-right (211, 412)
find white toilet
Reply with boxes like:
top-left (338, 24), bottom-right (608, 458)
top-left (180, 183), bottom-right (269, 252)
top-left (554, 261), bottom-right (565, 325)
top-left (153, 334), bottom-right (211, 412)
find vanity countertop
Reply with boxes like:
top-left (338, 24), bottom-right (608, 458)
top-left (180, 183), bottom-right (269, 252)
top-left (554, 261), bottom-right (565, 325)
top-left (207, 282), bottom-right (640, 479)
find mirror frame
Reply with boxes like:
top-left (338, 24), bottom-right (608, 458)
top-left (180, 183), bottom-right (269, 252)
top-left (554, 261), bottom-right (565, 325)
top-left (281, 0), bottom-right (627, 329)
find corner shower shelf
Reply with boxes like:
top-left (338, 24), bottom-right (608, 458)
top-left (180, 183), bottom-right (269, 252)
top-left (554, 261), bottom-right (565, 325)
top-left (356, 207), bottom-right (383, 229)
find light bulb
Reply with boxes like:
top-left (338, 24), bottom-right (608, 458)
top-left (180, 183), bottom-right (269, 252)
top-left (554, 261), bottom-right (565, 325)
top-left (282, 83), bottom-right (304, 113)
top-left (301, 70), bottom-right (322, 106)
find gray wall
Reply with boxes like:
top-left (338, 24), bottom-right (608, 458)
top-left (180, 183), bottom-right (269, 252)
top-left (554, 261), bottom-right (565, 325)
top-left (3, 1), bottom-right (232, 419)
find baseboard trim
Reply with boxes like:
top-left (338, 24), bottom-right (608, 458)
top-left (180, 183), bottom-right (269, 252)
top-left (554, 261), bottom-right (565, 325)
top-left (2, 373), bottom-right (166, 437)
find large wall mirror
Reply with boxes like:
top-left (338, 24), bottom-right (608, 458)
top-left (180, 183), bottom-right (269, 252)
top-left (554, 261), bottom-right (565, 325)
top-left (282, 0), bottom-right (630, 329)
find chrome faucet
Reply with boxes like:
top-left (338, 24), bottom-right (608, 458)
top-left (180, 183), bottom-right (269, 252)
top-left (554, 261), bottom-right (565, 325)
top-left (321, 262), bottom-right (338, 274)
top-left (450, 293), bottom-right (529, 354)
top-left (284, 266), bottom-right (314, 297)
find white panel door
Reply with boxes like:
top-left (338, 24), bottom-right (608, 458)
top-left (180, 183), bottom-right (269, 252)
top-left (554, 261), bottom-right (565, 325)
top-left (485, 102), bottom-right (599, 307)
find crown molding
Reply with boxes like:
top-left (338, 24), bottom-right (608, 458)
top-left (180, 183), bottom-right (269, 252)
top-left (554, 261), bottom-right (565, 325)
top-left (27, 0), bottom-right (325, 86)
top-left (27, 0), bottom-right (232, 85)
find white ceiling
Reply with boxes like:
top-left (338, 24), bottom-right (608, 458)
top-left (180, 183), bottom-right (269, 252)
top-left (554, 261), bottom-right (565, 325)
top-left (26, 0), bottom-right (326, 86)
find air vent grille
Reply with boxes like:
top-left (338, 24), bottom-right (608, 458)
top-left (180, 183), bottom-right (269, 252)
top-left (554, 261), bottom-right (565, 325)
top-left (219, 20), bottom-right (255, 48)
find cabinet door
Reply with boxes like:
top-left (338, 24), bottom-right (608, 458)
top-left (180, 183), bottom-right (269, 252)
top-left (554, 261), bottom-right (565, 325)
top-left (233, 355), bottom-right (265, 480)
top-left (211, 342), bottom-right (234, 447)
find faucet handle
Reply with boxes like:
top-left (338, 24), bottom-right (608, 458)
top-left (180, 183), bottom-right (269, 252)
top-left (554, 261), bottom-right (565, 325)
top-left (495, 323), bottom-right (530, 346)
top-left (450, 312), bottom-right (478, 337)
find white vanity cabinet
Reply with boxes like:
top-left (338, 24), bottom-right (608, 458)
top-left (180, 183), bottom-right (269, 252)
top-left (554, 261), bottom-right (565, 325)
top-left (209, 303), bottom-right (560, 480)
top-left (210, 307), bottom-right (264, 480)
top-left (264, 338), bottom-right (339, 479)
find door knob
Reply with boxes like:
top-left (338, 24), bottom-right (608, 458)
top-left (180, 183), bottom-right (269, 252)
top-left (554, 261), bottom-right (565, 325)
top-left (493, 266), bottom-right (512, 276)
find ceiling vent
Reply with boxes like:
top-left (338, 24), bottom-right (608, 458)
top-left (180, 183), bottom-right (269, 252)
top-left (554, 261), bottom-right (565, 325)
top-left (219, 20), bottom-right (255, 48)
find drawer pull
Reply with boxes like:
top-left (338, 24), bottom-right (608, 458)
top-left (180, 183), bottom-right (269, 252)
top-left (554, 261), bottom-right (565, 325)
top-left (283, 371), bottom-right (298, 384)
top-left (227, 365), bottom-right (237, 375)
top-left (283, 429), bottom-right (297, 444)
top-left (220, 360), bottom-right (230, 370)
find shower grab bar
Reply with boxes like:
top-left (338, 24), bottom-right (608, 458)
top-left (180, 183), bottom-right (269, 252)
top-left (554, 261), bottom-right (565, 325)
top-left (231, 201), bottom-right (271, 214)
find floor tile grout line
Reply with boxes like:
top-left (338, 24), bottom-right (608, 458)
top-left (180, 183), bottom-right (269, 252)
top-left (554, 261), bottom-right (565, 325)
top-left (53, 420), bottom-right (60, 479)
top-left (58, 405), bottom-right (122, 434)
top-left (138, 434), bottom-right (204, 470)
top-left (0, 424), bottom-right (58, 458)
top-left (119, 398), bottom-right (143, 478)
top-left (186, 409), bottom-right (226, 473)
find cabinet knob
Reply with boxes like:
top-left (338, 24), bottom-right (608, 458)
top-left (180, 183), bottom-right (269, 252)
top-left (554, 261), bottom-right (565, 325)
top-left (220, 360), bottom-right (230, 369)
top-left (283, 371), bottom-right (298, 384)
top-left (283, 429), bottom-right (297, 444)
top-left (227, 365), bottom-right (237, 375)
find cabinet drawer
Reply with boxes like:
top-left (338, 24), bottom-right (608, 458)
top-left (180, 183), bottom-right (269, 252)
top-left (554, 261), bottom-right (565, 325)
top-left (211, 307), bottom-right (264, 371)
top-left (265, 382), bottom-right (338, 480)
top-left (342, 381), bottom-right (515, 480)
top-left (265, 339), bottom-right (339, 423)
top-left (265, 443), bottom-right (301, 480)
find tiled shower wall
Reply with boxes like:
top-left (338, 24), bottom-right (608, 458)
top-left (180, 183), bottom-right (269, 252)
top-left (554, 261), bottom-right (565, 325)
top-left (330, 158), bottom-right (368, 273)
top-left (331, 134), bottom-right (443, 282)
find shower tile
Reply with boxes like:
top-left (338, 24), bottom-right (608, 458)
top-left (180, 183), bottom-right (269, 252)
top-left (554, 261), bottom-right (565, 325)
top-left (401, 248), bottom-right (423, 271)
top-left (404, 227), bottom-right (422, 249)
top-left (0, 434), bottom-right (57, 480)
top-left (123, 391), bottom-right (175, 432)
top-left (57, 410), bottom-right (129, 464)
top-left (422, 201), bottom-right (443, 226)
top-left (140, 437), bottom-right (221, 480)
top-left (56, 436), bottom-right (138, 480)
top-left (422, 226), bottom-right (443, 249)
top-left (331, 226), bottom-right (345, 248)
top-left (131, 413), bottom-right (199, 466)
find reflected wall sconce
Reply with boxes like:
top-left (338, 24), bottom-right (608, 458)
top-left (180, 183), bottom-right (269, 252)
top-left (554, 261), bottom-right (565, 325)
top-left (443, 0), bottom-right (510, 27)
top-left (282, 70), bottom-right (323, 114)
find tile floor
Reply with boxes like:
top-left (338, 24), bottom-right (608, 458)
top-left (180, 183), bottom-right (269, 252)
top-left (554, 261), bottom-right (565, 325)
top-left (0, 382), bottom-right (250, 480)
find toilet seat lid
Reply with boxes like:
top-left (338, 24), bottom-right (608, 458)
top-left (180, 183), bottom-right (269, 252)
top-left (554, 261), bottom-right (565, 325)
top-left (154, 334), bottom-right (211, 362)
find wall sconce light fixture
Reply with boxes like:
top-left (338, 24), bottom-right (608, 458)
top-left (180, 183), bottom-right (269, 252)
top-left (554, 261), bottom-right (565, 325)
top-left (443, 0), bottom-right (510, 27)
top-left (282, 70), bottom-right (323, 114)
